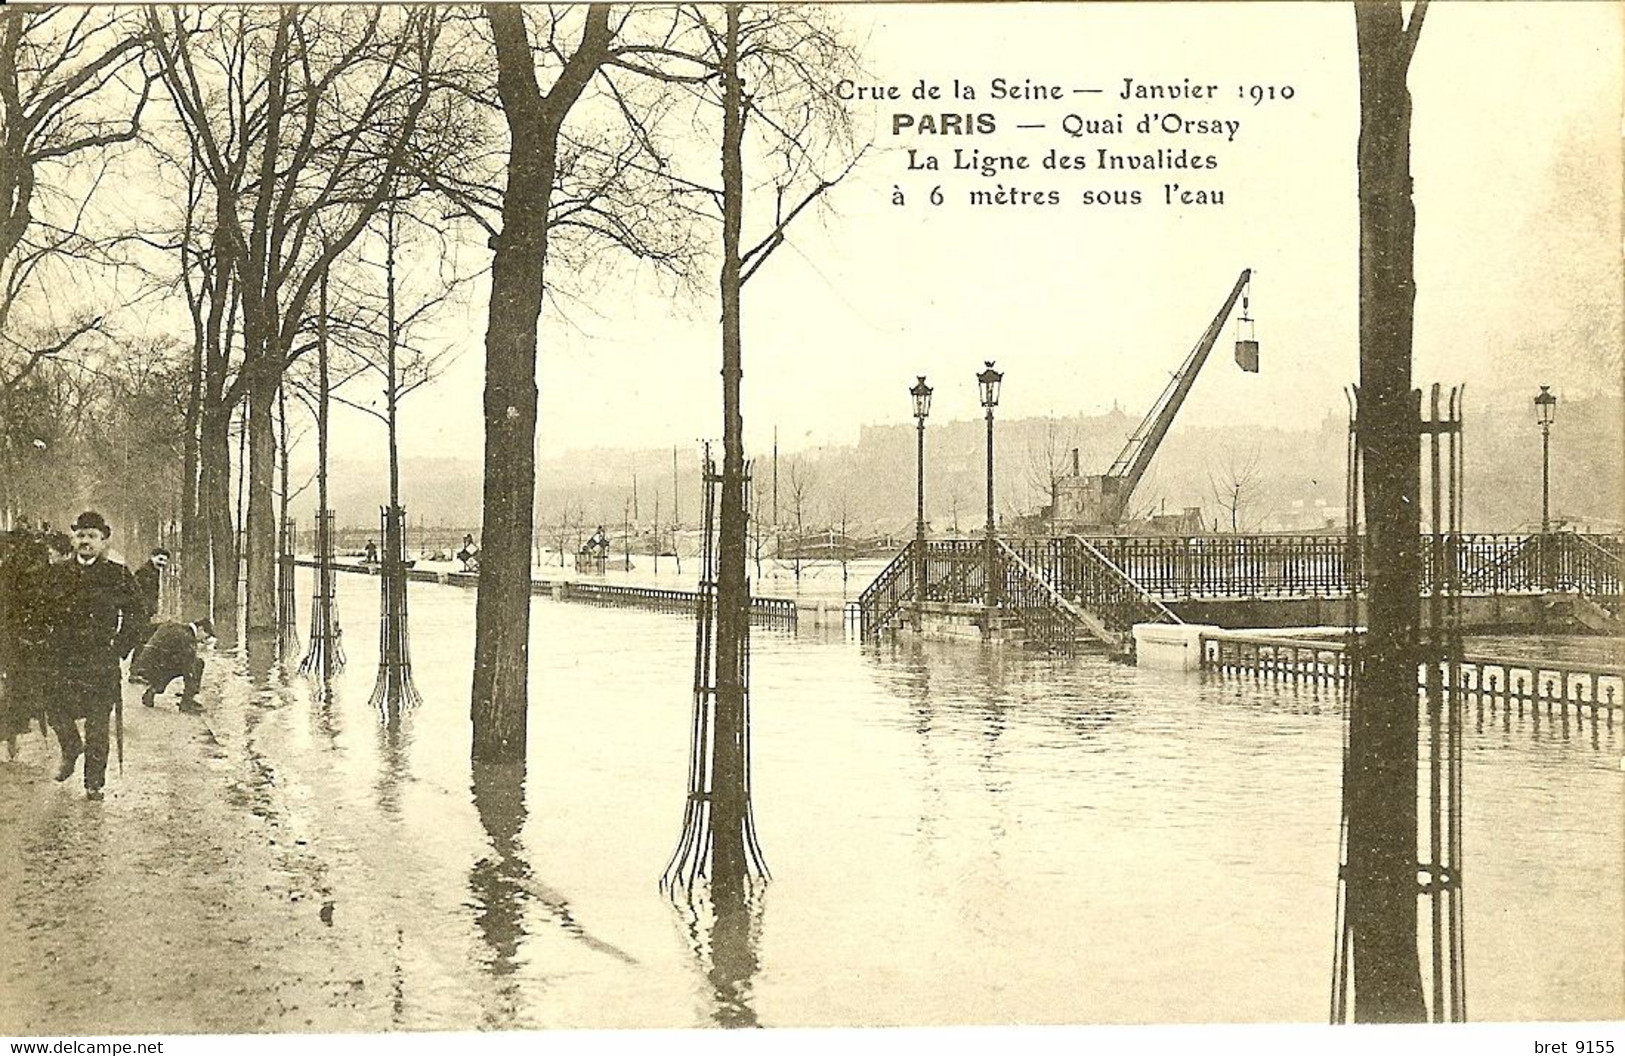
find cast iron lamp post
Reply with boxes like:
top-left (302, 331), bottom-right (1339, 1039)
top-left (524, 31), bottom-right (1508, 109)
top-left (1534, 385), bottom-right (1556, 535)
top-left (1535, 384), bottom-right (1557, 590)
top-left (977, 361), bottom-right (1003, 633)
top-left (911, 376), bottom-right (932, 604)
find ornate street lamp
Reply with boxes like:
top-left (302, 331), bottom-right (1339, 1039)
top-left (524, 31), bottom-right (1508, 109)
top-left (910, 376), bottom-right (932, 604)
top-left (1534, 385), bottom-right (1556, 536)
top-left (977, 361), bottom-right (1003, 631)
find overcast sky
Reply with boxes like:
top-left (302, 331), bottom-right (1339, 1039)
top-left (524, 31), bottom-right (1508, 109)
top-left (326, 1), bottom-right (1622, 469)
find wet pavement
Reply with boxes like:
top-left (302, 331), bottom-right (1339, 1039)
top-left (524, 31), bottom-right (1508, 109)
top-left (0, 669), bottom-right (433, 1034)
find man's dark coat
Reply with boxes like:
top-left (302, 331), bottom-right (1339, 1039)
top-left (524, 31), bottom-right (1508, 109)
top-left (36, 557), bottom-right (146, 716)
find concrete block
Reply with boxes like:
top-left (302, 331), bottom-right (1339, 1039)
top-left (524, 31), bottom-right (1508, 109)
top-left (1133, 623), bottom-right (1219, 671)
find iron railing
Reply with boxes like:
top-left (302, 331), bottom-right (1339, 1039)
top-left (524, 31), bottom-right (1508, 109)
top-left (923, 538), bottom-right (988, 605)
top-left (858, 531), bottom-right (1622, 644)
top-left (1087, 534), bottom-right (1355, 598)
top-left (297, 557), bottom-right (798, 629)
top-left (1080, 532), bottom-right (1620, 600)
top-left (1198, 629), bottom-right (1622, 716)
top-left (1068, 535), bottom-right (1182, 629)
top-left (856, 540), bottom-right (915, 637)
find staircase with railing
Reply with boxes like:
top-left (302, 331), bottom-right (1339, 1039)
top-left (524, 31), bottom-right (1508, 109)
top-left (1456, 534), bottom-right (1542, 594)
top-left (995, 540), bottom-right (1099, 653)
top-left (1565, 532), bottom-right (1625, 598)
top-left (1060, 535), bottom-right (1182, 649)
top-left (856, 540), bottom-right (915, 638)
top-left (858, 535), bottom-right (1183, 654)
top-left (1456, 532), bottom-right (1625, 598)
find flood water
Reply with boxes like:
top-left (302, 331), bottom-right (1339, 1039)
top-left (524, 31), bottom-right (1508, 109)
top-left (3, 571), bottom-right (1620, 1031)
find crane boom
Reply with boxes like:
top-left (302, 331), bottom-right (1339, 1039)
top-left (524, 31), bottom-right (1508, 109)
top-left (1099, 268), bottom-right (1252, 524)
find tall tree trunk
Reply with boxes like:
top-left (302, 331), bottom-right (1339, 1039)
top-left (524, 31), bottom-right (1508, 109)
top-left (1349, 0), bottom-right (1428, 1023)
top-left (386, 203), bottom-right (402, 516)
top-left (711, 3), bottom-right (749, 891)
top-left (201, 403), bottom-right (236, 637)
top-left (180, 316), bottom-right (206, 617)
top-left (244, 350), bottom-right (278, 633)
top-left (471, 4), bottom-right (612, 763)
top-left (199, 226), bottom-right (237, 628)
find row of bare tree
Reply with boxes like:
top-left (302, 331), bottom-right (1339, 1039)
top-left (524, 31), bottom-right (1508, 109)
top-left (0, 4), bottom-right (859, 760)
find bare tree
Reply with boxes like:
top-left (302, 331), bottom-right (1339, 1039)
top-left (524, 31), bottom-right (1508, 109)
top-left (0, 337), bottom-right (185, 536)
top-left (1206, 444), bottom-right (1267, 533)
top-left (746, 467), bottom-right (770, 580)
top-left (0, 9), bottom-right (152, 395)
top-left (830, 489), bottom-right (857, 592)
top-left (149, 5), bottom-right (443, 636)
top-left (472, 5), bottom-right (702, 763)
top-left (1025, 418), bottom-right (1079, 520)
top-left (76, 336), bottom-right (190, 547)
top-left (323, 196), bottom-right (474, 711)
top-left (783, 455), bottom-right (815, 585)
top-left (655, 6), bottom-right (863, 891)
top-left (551, 506), bottom-right (577, 569)
top-left (0, 10), bottom-right (155, 529)
top-left (327, 199), bottom-right (471, 527)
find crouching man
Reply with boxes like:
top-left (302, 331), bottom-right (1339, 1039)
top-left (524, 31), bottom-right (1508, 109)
top-left (132, 617), bottom-right (215, 713)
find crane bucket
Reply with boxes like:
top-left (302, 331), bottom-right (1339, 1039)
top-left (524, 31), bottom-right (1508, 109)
top-left (1235, 338), bottom-right (1260, 372)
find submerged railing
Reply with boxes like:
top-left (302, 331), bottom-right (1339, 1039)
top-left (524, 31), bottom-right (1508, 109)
top-left (296, 558), bottom-right (798, 629)
top-left (1198, 629), bottom-right (1622, 716)
top-left (553, 580), bottom-right (797, 629)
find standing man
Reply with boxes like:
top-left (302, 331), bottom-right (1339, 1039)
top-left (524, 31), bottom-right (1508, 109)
top-left (39, 511), bottom-right (146, 800)
top-left (128, 546), bottom-right (170, 669)
top-left (133, 547), bottom-right (169, 618)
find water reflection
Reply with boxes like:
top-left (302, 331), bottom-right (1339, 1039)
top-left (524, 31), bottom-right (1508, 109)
top-left (374, 716), bottom-right (412, 819)
top-left (243, 630), bottom-right (278, 692)
top-left (312, 679), bottom-right (342, 748)
top-left (228, 631), bottom-right (291, 823)
top-left (466, 759), bottom-right (637, 1027)
top-left (894, 641), bottom-right (945, 858)
top-left (872, 637), bottom-right (1125, 746)
top-left (468, 761), bottom-right (530, 1029)
top-left (676, 879), bottom-right (762, 1028)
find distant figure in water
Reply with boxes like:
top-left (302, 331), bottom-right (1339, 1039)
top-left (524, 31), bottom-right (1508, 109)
top-left (457, 533), bottom-right (480, 573)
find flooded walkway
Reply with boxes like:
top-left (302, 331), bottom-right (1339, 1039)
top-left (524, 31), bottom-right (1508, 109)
top-left (1, 575), bottom-right (1620, 1032)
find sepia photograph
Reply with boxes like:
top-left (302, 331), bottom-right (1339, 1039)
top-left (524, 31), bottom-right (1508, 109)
top-left (0, 1), bottom-right (1620, 1051)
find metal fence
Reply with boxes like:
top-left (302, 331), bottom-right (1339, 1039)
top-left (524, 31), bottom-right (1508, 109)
top-left (1197, 629), bottom-right (1622, 716)
top-left (1076, 532), bottom-right (1621, 600)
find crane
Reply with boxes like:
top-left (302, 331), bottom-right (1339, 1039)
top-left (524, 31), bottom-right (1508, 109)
top-left (1055, 269), bottom-right (1257, 531)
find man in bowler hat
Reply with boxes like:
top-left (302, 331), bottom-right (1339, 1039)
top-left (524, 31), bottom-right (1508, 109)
top-left (39, 511), bottom-right (146, 799)
top-left (132, 547), bottom-right (169, 622)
